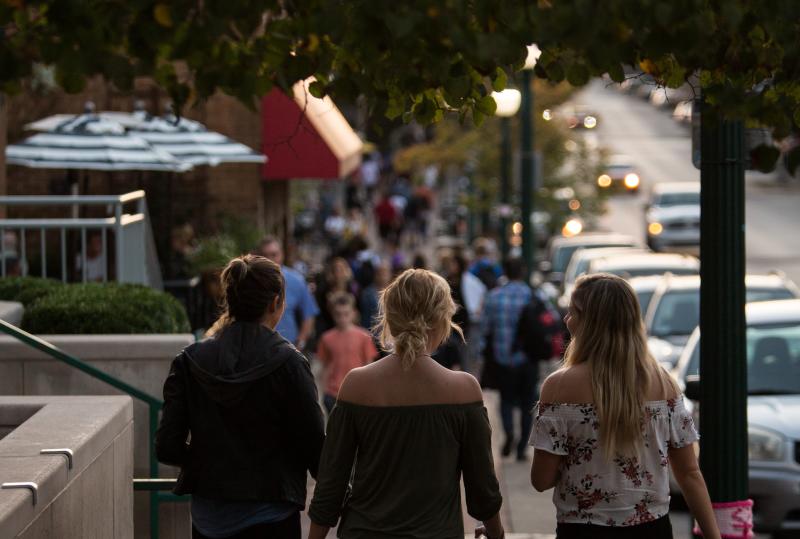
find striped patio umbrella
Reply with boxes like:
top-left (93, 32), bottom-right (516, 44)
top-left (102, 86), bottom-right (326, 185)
top-left (7, 113), bottom-right (192, 172)
top-left (128, 111), bottom-right (267, 167)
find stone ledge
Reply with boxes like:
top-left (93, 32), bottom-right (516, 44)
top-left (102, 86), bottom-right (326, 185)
top-left (0, 396), bottom-right (133, 538)
top-left (0, 334), bottom-right (194, 361)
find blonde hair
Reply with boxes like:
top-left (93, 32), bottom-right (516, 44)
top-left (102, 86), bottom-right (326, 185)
top-left (374, 268), bottom-right (462, 370)
top-left (564, 273), bottom-right (678, 458)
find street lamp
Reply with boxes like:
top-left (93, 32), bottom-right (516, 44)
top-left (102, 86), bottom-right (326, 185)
top-left (491, 88), bottom-right (521, 260)
top-left (520, 44), bottom-right (540, 279)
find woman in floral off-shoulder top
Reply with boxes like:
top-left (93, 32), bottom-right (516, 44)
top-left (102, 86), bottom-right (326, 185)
top-left (529, 273), bottom-right (721, 539)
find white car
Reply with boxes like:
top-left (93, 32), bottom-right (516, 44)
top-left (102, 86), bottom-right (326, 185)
top-left (558, 246), bottom-right (650, 311)
top-left (672, 299), bottom-right (800, 535)
top-left (645, 182), bottom-right (700, 252)
top-left (542, 232), bottom-right (637, 287)
top-left (646, 274), bottom-right (800, 367)
top-left (586, 252), bottom-right (700, 280)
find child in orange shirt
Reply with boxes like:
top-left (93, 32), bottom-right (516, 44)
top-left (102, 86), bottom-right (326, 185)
top-left (316, 292), bottom-right (378, 413)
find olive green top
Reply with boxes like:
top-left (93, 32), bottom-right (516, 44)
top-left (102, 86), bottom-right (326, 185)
top-left (308, 401), bottom-right (502, 539)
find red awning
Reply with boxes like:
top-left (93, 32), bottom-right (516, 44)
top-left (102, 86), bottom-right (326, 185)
top-left (261, 79), bottom-right (362, 180)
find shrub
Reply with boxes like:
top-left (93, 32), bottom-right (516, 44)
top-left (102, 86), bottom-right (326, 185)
top-left (0, 277), bottom-right (64, 307)
top-left (22, 282), bottom-right (190, 334)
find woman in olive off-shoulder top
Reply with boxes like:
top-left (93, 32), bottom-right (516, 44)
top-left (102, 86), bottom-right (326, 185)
top-left (308, 269), bottom-right (504, 539)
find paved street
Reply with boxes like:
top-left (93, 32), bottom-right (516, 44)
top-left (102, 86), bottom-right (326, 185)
top-left (574, 79), bottom-right (800, 285)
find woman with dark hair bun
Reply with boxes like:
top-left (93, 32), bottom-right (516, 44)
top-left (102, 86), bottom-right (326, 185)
top-left (156, 255), bottom-right (325, 539)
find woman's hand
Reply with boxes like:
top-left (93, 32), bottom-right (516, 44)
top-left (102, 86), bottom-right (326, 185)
top-left (474, 521), bottom-right (504, 539)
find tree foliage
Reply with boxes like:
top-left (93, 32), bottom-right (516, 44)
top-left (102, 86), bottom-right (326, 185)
top-left (3, 1), bottom-right (800, 140)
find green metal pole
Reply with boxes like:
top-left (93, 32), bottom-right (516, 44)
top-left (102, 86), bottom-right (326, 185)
top-left (520, 70), bottom-right (535, 277)
top-left (698, 102), bottom-right (748, 507)
top-left (499, 117), bottom-right (511, 261)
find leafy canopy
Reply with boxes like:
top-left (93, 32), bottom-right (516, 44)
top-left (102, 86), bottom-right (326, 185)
top-left (3, 1), bottom-right (800, 136)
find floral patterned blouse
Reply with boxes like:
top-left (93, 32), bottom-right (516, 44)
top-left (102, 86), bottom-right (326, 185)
top-left (530, 397), bottom-right (699, 527)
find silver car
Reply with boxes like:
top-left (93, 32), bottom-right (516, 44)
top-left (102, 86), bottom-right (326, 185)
top-left (542, 232), bottom-right (637, 287)
top-left (586, 252), bottom-right (700, 279)
top-left (672, 299), bottom-right (800, 535)
top-left (645, 182), bottom-right (700, 252)
top-left (647, 274), bottom-right (800, 368)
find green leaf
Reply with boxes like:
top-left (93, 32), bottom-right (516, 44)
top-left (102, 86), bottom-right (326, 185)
top-left (308, 80), bottom-right (325, 98)
top-left (566, 63), bottom-right (590, 87)
top-left (607, 63), bottom-right (625, 83)
top-left (473, 109), bottom-right (486, 126)
top-left (492, 67), bottom-right (508, 92)
top-left (476, 95), bottom-right (497, 115)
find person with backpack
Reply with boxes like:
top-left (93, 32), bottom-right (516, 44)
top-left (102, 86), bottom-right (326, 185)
top-left (469, 238), bottom-right (503, 290)
top-left (481, 257), bottom-right (543, 461)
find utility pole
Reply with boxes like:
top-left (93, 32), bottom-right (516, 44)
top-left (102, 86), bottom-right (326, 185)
top-left (499, 117), bottom-right (511, 260)
top-left (520, 69), bottom-right (535, 277)
top-left (698, 100), bottom-right (749, 529)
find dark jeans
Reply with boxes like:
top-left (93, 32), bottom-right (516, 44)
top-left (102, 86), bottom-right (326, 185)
top-left (556, 515), bottom-right (673, 539)
top-left (497, 360), bottom-right (539, 453)
top-left (192, 512), bottom-right (300, 539)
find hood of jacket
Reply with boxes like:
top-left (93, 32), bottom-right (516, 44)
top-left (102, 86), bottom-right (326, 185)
top-left (182, 321), bottom-right (298, 407)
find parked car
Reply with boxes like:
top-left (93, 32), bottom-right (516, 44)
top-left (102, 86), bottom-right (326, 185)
top-left (672, 299), bottom-right (800, 535)
top-left (586, 252), bottom-right (700, 280)
top-left (542, 233), bottom-right (637, 287)
top-left (629, 275), bottom-right (668, 318)
top-left (558, 246), bottom-right (650, 311)
top-left (645, 182), bottom-right (700, 251)
top-left (647, 273), bottom-right (800, 367)
top-left (597, 154), bottom-right (641, 193)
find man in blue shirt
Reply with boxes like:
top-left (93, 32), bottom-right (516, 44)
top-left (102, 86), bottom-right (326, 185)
top-left (259, 237), bottom-right (319, 350)
top-left (481, 257), bottom-right (537, 461)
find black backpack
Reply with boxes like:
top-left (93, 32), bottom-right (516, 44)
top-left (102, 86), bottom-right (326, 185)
top-left (513, 288), bottom-right (565, 362)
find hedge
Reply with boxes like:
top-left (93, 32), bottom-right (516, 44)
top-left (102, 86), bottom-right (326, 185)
top-left (0, 277), bottom-right (64, 307)
top-left (16, 281), bottom-right (190, 334)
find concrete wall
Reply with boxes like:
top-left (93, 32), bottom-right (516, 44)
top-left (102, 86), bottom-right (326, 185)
top-left (0, 334), bottom-right (195, 538)
top-left (0, 396), bottom-right (133, 538)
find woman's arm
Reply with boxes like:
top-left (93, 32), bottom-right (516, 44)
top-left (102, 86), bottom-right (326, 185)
top-left (155, 356), bottom-right (190, 466)
top-left (308, 522), bottom-right (330, 539)
top-left (669, 444), bottom-right (721, 539)
top-left (530, 449), bottom-right (563, 492)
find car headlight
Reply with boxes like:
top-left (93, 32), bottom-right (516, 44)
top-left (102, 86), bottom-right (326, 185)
top-left (562, 218), bottom-right (583, 237)
top-left (597, 174), bottom-right (612, 188)
top-left (748, 425), bottom-right (785, 461)
top-left (624, 173), bottom-right (640, 189)
top-left (648, 222), bottom-right (663, 236)
top-left (583, 115), bottom-right (597, 128)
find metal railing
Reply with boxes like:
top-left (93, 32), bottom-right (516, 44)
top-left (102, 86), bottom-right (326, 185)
top-left (0, 190), bottom-right (162, 289)
top-left (0, 319), bottom-right (186, 538)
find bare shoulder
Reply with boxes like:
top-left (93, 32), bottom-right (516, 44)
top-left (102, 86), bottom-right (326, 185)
top-left (541, 364), bottom-right (593, 404)
top-left (448, 370), bottom-right (483, 403)
top-left (648, 364), bottom-right (681, 401)
top-left (336, 364), bottom-right (374, 403)
top-left (539, 368), bottom-right (566, 402)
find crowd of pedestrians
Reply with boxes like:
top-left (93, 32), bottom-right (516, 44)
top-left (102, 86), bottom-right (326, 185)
top-left (155, 171), bottom-right (724, 538)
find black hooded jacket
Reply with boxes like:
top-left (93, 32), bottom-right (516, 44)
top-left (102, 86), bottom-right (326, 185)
top-left (155, 321), bottom-right (325, 506)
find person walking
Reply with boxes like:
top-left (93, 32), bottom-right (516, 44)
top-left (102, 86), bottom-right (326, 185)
top-left (316, 292), bottom-right (378, 413)
top-left (530, 273), bottom-right (721, 539)
top-left (258, 236), bottom-right (319, 351)
top-left (155, 255), bottom-right (325, 539)
top-left (307, 269), bottom-right (505, 539)
top-left (481, 257), bottom-right (538, 461)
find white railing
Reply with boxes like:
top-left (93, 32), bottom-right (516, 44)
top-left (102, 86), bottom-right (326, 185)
top-left (0, 190), bottom-right (162, 289)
